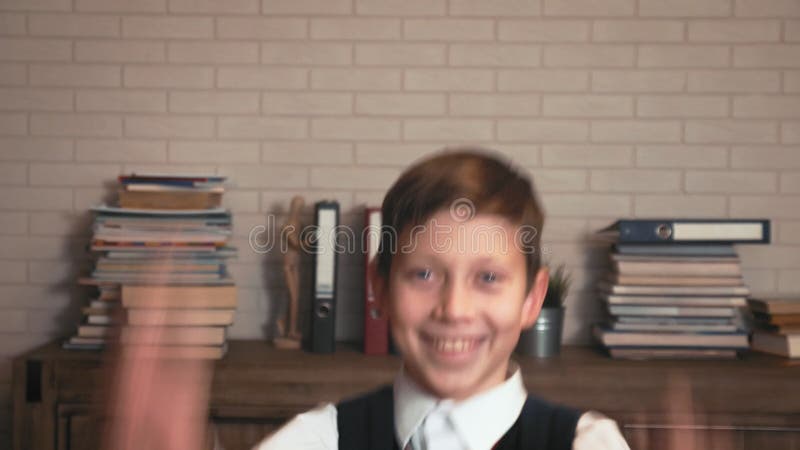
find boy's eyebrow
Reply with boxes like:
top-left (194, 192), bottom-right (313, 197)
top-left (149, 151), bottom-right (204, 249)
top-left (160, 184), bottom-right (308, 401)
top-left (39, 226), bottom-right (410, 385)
top-left (400, 255), bottom-right (506, 267)
top-left (472, 256), bottom-right (504, 264)
top-left (398, 253), bottom-right (441, 263)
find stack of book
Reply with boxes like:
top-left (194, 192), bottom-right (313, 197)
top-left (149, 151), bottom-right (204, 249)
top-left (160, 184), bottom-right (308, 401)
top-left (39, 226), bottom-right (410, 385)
top-left (750, 297), bottom-right (800, 358)
top-left (593, 219), bottom-right (770, 360)
top-left (90, 204), bottom-right (234, 284)
top-left (65, 174), bottom-right (237, 359)
top-left (63, 284), bottom-right (122, 349)
top-left (116, 284), bottom-right (236, 359)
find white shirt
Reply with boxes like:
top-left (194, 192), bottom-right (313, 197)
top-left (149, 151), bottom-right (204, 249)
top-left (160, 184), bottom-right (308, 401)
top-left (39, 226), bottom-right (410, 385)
top-left (255, 366), bottom-right (630, 450)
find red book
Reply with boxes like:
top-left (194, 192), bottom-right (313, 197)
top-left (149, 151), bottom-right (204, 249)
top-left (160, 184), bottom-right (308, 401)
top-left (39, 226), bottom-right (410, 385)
top-left (363, 207), bottom-right (388, 355)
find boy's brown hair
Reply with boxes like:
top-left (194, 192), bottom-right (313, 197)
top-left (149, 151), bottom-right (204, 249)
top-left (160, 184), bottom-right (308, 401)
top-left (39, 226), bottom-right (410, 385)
top-left (377, 148), bottom-right (545, 292)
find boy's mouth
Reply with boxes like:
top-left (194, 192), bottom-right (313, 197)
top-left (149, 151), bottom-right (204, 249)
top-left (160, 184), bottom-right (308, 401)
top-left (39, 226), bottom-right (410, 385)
top-left (432, 337), bottom-right (479, 353)
top-left (420, 332), bottom-right (487, 362)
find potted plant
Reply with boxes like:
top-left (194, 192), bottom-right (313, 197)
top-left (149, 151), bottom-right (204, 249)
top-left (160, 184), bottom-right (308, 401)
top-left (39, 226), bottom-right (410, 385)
top-left (516, 264), bottom-right (571, 358)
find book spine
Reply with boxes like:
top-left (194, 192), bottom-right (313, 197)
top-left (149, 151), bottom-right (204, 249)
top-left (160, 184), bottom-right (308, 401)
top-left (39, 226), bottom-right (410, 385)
top-left (363, 207), bottom-right (388, 355)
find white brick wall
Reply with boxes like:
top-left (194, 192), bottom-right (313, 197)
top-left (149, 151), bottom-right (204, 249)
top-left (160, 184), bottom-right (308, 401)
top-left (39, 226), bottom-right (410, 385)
top-left (1, 2), bottom-right (799, 446)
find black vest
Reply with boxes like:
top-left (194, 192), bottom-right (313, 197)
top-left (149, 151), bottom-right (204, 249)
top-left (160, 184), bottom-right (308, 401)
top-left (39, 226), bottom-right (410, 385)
top-left (337, 385), bottom-right (581, 450)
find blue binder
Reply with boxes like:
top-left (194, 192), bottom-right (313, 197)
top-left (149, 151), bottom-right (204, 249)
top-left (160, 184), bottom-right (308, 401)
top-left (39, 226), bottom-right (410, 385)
top-left (599, 219), bottom-right (770, 244)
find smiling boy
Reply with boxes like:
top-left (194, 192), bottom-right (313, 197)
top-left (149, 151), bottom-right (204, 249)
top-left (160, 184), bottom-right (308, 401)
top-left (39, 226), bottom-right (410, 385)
top-left (384, 210), bottom-right (543, 404)
top-left (256, 149), bottom-right (629, 450)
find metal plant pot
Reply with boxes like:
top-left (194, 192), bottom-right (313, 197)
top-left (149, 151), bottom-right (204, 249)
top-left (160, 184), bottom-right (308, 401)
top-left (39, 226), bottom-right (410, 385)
top-left (516, 306), bottom-right (564, 358)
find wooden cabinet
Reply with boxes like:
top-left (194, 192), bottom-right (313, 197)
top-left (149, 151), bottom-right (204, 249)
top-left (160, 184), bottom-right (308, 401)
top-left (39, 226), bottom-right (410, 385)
top-left (13, 340), bottom-right (800, 450)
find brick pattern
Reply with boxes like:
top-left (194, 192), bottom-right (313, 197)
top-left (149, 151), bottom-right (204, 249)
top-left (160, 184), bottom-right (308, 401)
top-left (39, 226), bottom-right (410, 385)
top-left (1, 2), bottom-right (799, 445)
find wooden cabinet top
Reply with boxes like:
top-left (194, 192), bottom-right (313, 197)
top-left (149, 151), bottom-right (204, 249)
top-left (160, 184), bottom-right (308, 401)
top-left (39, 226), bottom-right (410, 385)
top-left (18, 340), bottom-right (800, 426)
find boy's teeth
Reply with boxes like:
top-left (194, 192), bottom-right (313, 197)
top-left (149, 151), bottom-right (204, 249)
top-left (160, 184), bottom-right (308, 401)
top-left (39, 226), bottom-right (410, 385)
top-left (433, 338), bottom-right (475, 353)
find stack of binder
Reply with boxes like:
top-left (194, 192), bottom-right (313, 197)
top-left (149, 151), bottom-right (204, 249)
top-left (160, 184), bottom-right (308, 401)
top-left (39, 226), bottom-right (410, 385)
top-left (593, 219), bottom-right (770, 360)
top-left (65, 174), bottom-right (237, 359)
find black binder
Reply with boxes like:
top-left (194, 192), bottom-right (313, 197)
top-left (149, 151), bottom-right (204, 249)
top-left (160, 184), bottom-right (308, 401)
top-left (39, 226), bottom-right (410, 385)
top-left (306, 201), bottom-right (339, 353)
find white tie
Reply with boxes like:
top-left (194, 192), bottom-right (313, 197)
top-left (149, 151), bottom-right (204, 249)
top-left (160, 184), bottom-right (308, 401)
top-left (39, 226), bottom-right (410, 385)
top-left (419, 403), bottom-right (464, 450)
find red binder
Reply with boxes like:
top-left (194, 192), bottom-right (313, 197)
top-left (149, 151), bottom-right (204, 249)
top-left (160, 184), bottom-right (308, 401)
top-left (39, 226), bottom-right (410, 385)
top-left (363, 207), bottom-right (388, 355)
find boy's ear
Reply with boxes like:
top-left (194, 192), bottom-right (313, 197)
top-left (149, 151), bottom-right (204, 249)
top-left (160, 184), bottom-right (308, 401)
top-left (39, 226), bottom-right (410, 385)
top-left (367, 258), bottom-right (389, 318)
top-left (520, 266), bottom-right (549, 330)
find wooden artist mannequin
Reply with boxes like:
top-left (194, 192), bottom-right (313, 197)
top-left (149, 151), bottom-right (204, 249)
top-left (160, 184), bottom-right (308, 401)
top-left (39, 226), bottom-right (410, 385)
top-left (274, 195), bottom-right (304, 349)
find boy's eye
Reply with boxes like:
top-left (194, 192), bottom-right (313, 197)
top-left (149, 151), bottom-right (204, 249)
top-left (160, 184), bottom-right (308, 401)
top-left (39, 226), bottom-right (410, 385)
top-left (479, 271), bottom-right (498, 283)
top-left (412, 269), bottom-right (433, 281)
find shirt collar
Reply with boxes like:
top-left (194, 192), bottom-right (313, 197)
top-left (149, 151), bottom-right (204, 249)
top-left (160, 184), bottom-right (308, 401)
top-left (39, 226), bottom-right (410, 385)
top-left (394, 367), bottom-right (438, 450)
top-left (393, 362), bottom-right (528, 450)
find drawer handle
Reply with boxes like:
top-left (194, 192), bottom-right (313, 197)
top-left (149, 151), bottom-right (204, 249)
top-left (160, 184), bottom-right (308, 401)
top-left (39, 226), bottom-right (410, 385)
top-left (26, 360), bottom-right (42, 403)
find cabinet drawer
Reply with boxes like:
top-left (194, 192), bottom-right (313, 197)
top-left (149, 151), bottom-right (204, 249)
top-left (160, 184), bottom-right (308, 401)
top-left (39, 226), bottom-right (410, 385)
top-left (623, 424), bottom-right (800, 450)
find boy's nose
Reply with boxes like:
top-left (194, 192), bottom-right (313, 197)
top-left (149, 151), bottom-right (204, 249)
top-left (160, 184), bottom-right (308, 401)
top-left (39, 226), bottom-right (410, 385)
top-left (434, 280), bottom-right (476, 322)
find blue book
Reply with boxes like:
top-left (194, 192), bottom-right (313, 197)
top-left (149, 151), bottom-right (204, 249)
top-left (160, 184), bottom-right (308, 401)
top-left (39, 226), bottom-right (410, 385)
top-left (614, 243), bottom-right (737, 257)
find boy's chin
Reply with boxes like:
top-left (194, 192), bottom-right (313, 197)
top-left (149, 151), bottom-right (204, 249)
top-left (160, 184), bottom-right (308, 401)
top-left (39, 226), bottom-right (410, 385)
top-left (411, 363), bottom-right (502, 401)
top-left (401, 336), bottom-right (511, 400)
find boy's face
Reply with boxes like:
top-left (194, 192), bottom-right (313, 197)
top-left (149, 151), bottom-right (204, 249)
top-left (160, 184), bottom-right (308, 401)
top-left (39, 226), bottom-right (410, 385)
top-left (373, 209), bottom-right (548, 400)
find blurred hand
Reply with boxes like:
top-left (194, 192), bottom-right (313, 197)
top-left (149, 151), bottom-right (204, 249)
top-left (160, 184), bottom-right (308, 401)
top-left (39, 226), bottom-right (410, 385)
top-left (102, 342), bottom-right (213, 450)
top-left (100, 262), bottom-right (214, 450)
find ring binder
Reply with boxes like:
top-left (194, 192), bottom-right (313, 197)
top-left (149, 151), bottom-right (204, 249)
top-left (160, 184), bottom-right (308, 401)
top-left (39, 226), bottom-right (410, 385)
top-left (599, 219), bottom-right (770, 244)
top-left (306, 201), bottom-right (339, 354)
